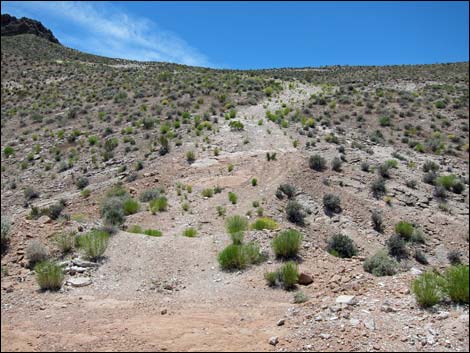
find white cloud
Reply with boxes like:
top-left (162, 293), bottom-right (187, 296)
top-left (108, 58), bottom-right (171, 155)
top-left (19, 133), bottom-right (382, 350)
top-left (4, 1), bottom-right (212, 67)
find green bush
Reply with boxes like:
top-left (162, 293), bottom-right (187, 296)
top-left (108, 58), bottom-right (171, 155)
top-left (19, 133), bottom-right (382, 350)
top-left (395, 221), bottom-right (414, 240)
top-left (218, 244), bottom-right (248, 270)
top-left (251, 178), bottom-right (257, 186)
top-left (327, 234), bottom-right (357, 258)
top-left (122, 198), bottom-right (140, 215)
top-left (251, 217), bottom-right (278, 230)
top-left (226, 215), bottom-right (248, 235)
top-left (286, 201), bottom-right (305, 225)
top-left (331, 157), bottom-right (343, 172)
top-left (228, 192), bottom-right (238, 204)
top-left (149, 196), bottom-right (168, 213)
top-left (54, 231), bottom-right (75, 254)
top-left (183, 227), bottom-right (197, 238)
top-left (309, 154), bottom-right (326, 171)
top-left (272, 229), bottom-right (303, 259)
top-left (411, 271), bottom-right (444, 307)
top-left (128, 225), bottom-right (143, 233)
top-left (202, 188), bottom-right (214, 198)
top-left (230, 231), bottom-right (245, 245)
top-left (436, 174), bottom-right (457, 191)
top-left (35, 261), bottom-right (64, 291)
top-left (278, 261), bottom-right (299, 290)
top-left (264, 271), bottom-right (278, 287)
top-left (77, 230), bottom-right (109, 261)
top-left (143, 229), bottom-right (162, 237)
top-left (422, 160), bottom-right (439, 173)
top-left (243, 242), bottom-right (264, 264)
top-left (443, 265), bottom-right (469, 304)
top-left (186, 150), bottom-right (196, 163)
top-left (3, 146), bottom-right (15, 157)
top-left (363, 250), bottom-right (398, 276)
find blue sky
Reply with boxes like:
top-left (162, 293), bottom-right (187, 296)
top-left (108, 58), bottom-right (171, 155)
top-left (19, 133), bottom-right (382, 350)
top-left (2, 1), bottom-right (469, 69)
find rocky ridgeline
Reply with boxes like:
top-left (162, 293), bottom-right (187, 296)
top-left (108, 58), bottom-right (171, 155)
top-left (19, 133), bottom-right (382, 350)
top-left (1, 14), bottom-right (60, 44)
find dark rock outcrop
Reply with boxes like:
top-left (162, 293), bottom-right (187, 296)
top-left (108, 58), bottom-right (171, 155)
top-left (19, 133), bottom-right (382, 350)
top-left (1, 14), bottom-right (60, 44)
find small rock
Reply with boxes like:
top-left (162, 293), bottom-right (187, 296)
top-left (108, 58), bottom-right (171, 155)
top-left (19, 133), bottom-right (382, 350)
top-left (319, 333), bottom-right (331, 340)
top-left (364, 318), bottom-right (376, 331)
top-left (269, 336), bottom-right (279, 346)
top-left (298, 273), bottom-right (313, 285)
top-left (437, 311), bottom-right (449, 320)
top-left (349, 318), bottom-right (360, 326)
top-left (410, 267), bottom-right (423, 276)
top-left (67, 277), bottom-right (92, 287)
top-left (37, 215), bottom-right (51, 224)
top-left (72, 259), bottom-right (99, 268)
top-left (336, 295), bottom-right (357, 305)
top-left (277, 319), bottom-right (285, 326)
top-left (161, 309), bottom-right (167, 315)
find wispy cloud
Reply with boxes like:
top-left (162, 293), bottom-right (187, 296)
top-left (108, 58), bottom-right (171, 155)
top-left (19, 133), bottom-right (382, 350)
top-left (4, 1), bottom-right (212, 67)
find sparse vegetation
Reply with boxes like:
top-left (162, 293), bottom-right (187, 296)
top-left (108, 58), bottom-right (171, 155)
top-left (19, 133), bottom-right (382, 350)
top-left (35, 261), bottom-right (64, 291)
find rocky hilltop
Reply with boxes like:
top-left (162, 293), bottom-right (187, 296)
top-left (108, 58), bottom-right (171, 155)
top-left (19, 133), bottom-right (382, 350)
top-left (1, 14), bottom-right (60, 44)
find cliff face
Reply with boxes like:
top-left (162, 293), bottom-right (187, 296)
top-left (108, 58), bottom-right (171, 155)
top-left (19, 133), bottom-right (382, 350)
top-left (1, 14), bottom-right (60, 44)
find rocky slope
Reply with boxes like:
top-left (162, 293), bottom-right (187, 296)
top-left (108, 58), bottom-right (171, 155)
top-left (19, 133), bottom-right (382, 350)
top-left (1, 14), bottom-right (60, 44)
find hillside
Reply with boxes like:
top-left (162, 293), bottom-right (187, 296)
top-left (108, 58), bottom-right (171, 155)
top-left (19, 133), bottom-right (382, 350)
top-left (1, 29), bottom-right (469, 352)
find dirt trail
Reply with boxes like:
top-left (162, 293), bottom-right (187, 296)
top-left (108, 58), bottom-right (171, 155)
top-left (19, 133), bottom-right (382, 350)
top-left (1, 84), bottom-right (319, 352)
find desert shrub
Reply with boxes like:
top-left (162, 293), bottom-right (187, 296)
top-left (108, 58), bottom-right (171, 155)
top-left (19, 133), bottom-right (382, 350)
top-left (436, 174), bottom-right (457, 191)
top-left (371, 210), bottom-right (384, 233)
top-left (122, 198), bottom-right (140, 215)
top-left (35, 261), bottom-right (64, 291)
top-left (447, 250), bottom-right (462, 265)
top-left (3, 145), bottom-right (15, 157)
top-left (378, 163), bottom-right (392, 178)
top-left (128, 225), bottom-right (143, 233)
top-left (435, 100), bottom-right (446, 109)
top-left (363, 250), bottom-right (398, 276)
top-left (406, 180), bottom-right (417, 189)
top-left (452, 180), bottom-right (465, 194)
top-left (434, 185), bottom-right (448, 199)
top-left (106, 183), bottom-right (128, 198)
top-left (230, 231), bottom-right (245, 245)
top-left (323, 194), bottom-right (341, 213)
top-left (217, 206), bottom-right (226, 217)
top-left (293, 291), bottom-right (309, 303)
top-left (81, 189), bottom-right (91, 198)
top-left (414, 249), bottom-right (429, 265)
top-left (361, 161), bottom-right (370, 172)
top-left (229, 120), bottom-right (244, 131)
top-left (443, 265), bottom-right (469, 304)
top-left (278, 261), bottom-right (299, 290)
top-left (309, 154), bottom-right (326, 171)
top-left (371, 178), bottom-right (387, 198)
top-left (183, 227), bottom-right (197, 238)
top-left (266, 152), bottom-right (277, 161)
top-left (1, 217), bottom-right (11, 251)
top-left (422, 160), bottom-right (439, 173)
top-left (143, 229), bottom-right (162, 237)
top-left (24, 187), bottom-right (39, 200)
top-left (264, 271), bottom-right (278, 287)
top-left (286, 201), bottom-right (305, 225)
top-left (411, 271), bottom-right (444, 307)
top-left (395, 221), bottom-right (414, 240)
top-left (272, 229), bottom-right (303, 259)
top-left (331, 157), bottom-right (343, 172)
top-left (228, 192), bottom-right (237, 204)
top-left (75, 176), bottom-right (89, 190)
top-left (251, 178), bottom-right (257, 186)
top-left (251, 217), bottom-right (278, 230)
top-left (202, 188), bottom-right (214, 198)
top-left (149, 196), bottom-right (168, 213)
top-left (186, 150), bottom-right (196, 164)
top-left (387, 234), bottom-right (408, 259)
top-left (411, 228), bottom-right (426, 244)
top-left (423, 171), bottom-right (438, 185)
top-left (77, 230), bottom-right (109, 261)
top-left (218, 244), bottom-right (247, 270)
top-left (243, 242), bottom-right (264, 264)
top-left (327, 234), bottom-right (357, 258)
top-left (101, 197), bottom-right (125, 225)
top-left (26, 240), bottom-right (49, 267)
top-left (226, 215), bottom-right (248, 235)
top-left (278, 184), bottom-right (296, 199)
top-left (139, 188), bottom-right (161, 202)
top-left (54, 231), bottom-right (75, 254)
top-left (46, 201), bottom-right (66, 220)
